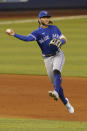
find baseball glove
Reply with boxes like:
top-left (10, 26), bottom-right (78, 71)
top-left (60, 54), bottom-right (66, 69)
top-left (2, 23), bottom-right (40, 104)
top-left (49, 38), bottom-right (62, 48)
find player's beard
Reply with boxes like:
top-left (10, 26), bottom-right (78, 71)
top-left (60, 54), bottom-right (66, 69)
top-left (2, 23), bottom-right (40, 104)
top-left (41, 20), bottom-right (53, 26)
top-left (41, 21), bottom-right (48, 27)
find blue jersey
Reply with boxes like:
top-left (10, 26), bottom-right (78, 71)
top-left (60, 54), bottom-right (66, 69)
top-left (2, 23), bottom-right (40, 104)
top-left (14, 25), bottom-right (62, 55)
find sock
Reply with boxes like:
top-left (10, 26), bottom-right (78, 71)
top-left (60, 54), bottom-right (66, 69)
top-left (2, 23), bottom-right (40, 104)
top-left (54, 70), bottom-right (67, 105)
top-left (54, 71), bottom-right (61, 93)
top-left (59, 87), bottom-right (67, 105)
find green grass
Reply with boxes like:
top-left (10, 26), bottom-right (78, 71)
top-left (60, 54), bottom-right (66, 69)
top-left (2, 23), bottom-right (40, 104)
top-left (0, 118), bottom-right (87, 131)
top-left (0, 17), bottom-right (87, 76)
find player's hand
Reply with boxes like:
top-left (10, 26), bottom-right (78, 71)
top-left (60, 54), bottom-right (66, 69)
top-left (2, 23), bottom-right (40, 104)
top-left (6, 29), bottom-right (15, 36)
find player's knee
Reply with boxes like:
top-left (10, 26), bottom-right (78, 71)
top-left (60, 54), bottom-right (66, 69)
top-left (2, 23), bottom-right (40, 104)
top-left (53, 69), bottom-right (61, 75)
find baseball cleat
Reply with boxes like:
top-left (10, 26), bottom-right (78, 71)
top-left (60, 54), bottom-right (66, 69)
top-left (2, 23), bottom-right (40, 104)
top-left (65, 98), bottom-right (74, 114)
top-left (48, 90), bottom-right (59, 101)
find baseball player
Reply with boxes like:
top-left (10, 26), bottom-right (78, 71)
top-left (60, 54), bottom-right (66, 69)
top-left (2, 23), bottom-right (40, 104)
top-left (6, 10), bottom-right (74, 114)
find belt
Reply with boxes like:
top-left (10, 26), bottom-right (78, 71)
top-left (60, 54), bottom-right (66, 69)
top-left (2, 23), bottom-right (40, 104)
top-left (43, 52), bottom-right (57, 58)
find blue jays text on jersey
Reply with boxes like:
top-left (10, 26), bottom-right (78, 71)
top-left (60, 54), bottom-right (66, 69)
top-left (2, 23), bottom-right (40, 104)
top-left (14, 25), bottom-right (65, 55)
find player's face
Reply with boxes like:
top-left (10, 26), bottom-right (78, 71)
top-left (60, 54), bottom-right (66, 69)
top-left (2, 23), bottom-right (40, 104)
top-left (39, 17), bottom-right (50, 27)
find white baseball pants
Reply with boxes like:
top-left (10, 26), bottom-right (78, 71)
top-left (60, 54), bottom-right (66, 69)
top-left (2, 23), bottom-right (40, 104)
top-left (44, 50), bottom-right (65, 84)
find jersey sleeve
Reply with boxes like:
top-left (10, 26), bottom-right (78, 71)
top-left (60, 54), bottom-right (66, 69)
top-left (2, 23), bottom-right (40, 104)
top-left (14, 30), bottom-right (38, 42)
top-left (14, 33), bottom-right (35, 41)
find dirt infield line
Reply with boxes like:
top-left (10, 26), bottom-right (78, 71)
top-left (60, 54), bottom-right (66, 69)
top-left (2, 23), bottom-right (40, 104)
top-left (0, 15), bottom-right (87, 25)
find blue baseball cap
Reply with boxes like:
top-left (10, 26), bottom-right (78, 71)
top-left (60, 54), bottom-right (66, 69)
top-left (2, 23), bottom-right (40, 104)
top-left (38, 10), bottom-right (51, 18)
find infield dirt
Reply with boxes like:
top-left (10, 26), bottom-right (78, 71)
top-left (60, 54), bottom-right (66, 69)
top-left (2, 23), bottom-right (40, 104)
top-left (0, 74), bottom-right (87, 121)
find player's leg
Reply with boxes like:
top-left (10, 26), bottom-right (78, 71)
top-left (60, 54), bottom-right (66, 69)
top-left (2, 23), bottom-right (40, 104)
top-left (53, 69), bottom-right (67, 104)
top-left (44, 57), bottom-right (59, 100)
top-left (52, 51), bottom-right (74, 113)
top-left (43, 52), bottom-right (74, 113)
top-left (44, 57), bottom-right (54, 84)
top-left (52, 51), bottom-right (66, 102)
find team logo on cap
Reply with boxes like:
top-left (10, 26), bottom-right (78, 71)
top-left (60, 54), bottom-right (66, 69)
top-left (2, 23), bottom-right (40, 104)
top-left (44, 11), bottom-right (48, 14)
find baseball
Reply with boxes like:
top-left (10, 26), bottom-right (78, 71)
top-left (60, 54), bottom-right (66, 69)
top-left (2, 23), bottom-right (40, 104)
top-left (6, 29), bottom-right (11, 33)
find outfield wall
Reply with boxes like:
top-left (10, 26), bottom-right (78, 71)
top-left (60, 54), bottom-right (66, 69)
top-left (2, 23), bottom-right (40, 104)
top-left (0, 0), bottom-right (87, 10)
